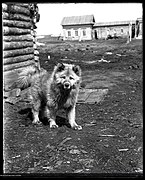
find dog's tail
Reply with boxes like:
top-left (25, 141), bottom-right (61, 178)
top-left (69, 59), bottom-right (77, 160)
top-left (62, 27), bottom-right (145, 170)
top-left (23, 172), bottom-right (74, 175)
top-left (9, 66), bottom-right (39, 91)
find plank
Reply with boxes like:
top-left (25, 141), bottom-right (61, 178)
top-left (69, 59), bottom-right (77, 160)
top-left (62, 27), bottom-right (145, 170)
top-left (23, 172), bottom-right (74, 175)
top-left (2, 4), bottom-right (30, 16)
top-left (4, 54), bottom-right (34, 65)
top-left (3, 47), bottom-right (34, 58)
top-left (3, 19), bottom-right (32, 29)
top-left (85, 89), bottom-right (108, 104)
top-left (3, 41), bottom-right (33, 50)
top-left (2, 12), bottom-right (31, 22)
top-left (4, 60), bottom-right (35, 71)
top-left (3, 26), bottom-right (31, 36)
top-left (78, 89), bottom-right (95, 103)
top-left (3, 34), bottom-right (33, 42)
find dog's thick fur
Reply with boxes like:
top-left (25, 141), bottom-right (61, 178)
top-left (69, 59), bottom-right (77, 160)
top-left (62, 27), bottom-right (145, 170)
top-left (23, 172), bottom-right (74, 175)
top-left (12, 63), bottom-right (82, 130)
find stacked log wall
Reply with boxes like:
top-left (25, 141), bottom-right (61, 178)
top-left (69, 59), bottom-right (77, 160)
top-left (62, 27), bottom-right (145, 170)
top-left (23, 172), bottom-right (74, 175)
top-left (3, 3), bottom-right (39, 90)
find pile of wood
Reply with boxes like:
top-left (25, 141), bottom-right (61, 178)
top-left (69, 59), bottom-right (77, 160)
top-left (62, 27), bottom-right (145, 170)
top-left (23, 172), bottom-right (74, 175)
top-left (3, 3), bottom-right (39, 91)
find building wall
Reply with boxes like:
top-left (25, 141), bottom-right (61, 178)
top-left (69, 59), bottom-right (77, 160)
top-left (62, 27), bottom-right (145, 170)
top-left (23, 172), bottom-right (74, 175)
top-left (138, 20), bottom-right (142, 38)
top-left (139, 23), bottom-right (142, 35)
top-left (93, 25), bottom-right (129, 39)
top-left (62, 24), bottom-right (93, 40)
top-left (62, 18), bottom-right (142, 40)
top-left (3, 3), bottom-right (40, 92)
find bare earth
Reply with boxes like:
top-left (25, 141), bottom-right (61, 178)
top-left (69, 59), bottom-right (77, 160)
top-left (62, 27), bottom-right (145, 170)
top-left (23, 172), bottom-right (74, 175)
top-left (3, 38), bottom-right (143, 177)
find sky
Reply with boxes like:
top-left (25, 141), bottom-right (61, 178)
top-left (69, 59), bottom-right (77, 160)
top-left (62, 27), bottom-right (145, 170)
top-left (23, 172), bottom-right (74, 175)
top-left (36, 3), bottom-right (142, 36)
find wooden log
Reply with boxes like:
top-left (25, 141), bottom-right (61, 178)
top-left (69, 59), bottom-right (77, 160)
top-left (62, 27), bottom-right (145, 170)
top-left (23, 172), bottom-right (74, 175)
top-left (3, 41), bottom-right (33, 50)
top-left (4, 54), bottom-right (34, 65)
top-left (2, 4), bottom-right (30, 16)
top-left (3, 26), bottom-right (31, 35)
top-left (17, 3), bottom-right (29, 8)
top-left (4, 64), bottom-right (35, 80)
top-left (2, 12), bottom-right (31, 22)
top-left (3, 19), bottom-right (32, 29)
top-left (3, 47), bottom-right (34, 58)
top-left (3, 34), bottom-right (33, 42)
top-left (4, 59), bottom-right (35, 71)
top-left (4, 69), bottom-right (19, 79)
top-left (4, 70), bottom-right (19, 88)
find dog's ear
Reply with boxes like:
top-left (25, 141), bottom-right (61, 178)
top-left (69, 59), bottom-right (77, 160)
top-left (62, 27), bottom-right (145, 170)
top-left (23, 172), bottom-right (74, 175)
top-left (72, 65), bottom-right (81, 76)
top-left (56, 63), bottom-right (65, 72)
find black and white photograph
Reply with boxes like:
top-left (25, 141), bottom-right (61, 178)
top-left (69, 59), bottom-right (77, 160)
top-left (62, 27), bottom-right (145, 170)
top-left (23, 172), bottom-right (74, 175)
top-left (3, 2), bottom-right (143, 177)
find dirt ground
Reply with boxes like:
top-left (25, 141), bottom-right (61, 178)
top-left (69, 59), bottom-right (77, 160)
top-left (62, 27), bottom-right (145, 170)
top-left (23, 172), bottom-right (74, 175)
top-left (3, 38), bottom-right (143, 177)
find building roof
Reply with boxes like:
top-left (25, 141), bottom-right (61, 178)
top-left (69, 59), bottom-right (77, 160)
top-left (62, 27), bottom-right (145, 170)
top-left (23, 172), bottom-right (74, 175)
top-left (93, 20), bottom-right (136, 27)
top-left (61, 15), bottom-right (95, 26)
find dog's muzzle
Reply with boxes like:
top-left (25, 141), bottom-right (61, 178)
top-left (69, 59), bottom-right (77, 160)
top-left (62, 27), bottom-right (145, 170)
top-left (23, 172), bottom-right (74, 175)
top-left (64, 82), bottom-right (71, 89)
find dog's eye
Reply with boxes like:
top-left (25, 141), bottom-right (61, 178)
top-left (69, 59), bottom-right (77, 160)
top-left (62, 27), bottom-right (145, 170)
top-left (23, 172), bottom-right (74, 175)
top-left (61, 76), bottom-right (66, 79)
top-left (69, 76), bottom-right (74, 80)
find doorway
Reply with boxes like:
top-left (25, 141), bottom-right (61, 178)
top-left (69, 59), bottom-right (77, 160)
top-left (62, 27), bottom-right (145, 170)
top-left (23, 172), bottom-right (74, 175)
top-left (94, 30), bottom-right (98, 39)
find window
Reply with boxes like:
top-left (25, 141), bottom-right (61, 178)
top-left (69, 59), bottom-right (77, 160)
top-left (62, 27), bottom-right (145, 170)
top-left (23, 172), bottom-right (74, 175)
top-left (106, 29), bottom-right (110, 35)
top-left (75, 30), bottom-right (78, 36)
top-left (68, 31), bottom-right (71, 36)
top-left (83, 30), bottom-right (86, 36)
top-left (114, 28), bottom-right (117, 36)
top-left (121, 28), bottom-right (123, 34)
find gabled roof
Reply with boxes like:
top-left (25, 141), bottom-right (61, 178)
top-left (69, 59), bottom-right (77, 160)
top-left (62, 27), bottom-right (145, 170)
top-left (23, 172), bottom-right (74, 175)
top-left (93, 20), bottom-right (136, 27)
top-left (61, 15), bottom-right (95, 26)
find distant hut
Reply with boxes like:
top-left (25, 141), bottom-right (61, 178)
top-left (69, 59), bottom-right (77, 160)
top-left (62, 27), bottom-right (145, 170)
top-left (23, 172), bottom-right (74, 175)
top-left (93, 20), bottom-right (136, 39)
top-left (3, 3), bottom-right (40, 93)
top-left (61, 15), bottom-right (143, 41)
top-left (61, 15), bottom-right (95, 41)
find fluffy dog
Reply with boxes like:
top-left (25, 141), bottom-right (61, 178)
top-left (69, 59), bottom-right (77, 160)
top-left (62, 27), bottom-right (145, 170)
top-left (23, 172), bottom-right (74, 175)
top-left (11, 63), bottom-right (82, 130)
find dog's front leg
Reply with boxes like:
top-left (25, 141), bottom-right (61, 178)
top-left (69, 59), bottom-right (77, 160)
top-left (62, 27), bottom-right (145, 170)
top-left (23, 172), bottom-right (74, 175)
top-left (45, 106), bottom-right (58, 129)
top-left (32, 99), bottom-right (41, 124)
top-left (68, 106), bottom-right (82, 130)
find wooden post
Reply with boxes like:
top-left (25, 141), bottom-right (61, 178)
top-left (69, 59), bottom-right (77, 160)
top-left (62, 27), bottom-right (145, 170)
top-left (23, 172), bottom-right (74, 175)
top-left (79, 28), bottom-right (82, 42)
top-left (127, 22), bottom-right (132, 44)
top-left (127, 31), bottom-right (130, 44)
top-left (106, 28), bottom-right (110, 40)
top-left (129, 22), bottom-right (132, 42)
top-left (135, 20), bottom-right (137, 39)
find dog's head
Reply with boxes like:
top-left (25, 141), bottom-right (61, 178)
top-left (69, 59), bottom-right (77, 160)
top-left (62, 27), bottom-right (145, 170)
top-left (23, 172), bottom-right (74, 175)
top-left (53, 63), bottom-right (81, 90)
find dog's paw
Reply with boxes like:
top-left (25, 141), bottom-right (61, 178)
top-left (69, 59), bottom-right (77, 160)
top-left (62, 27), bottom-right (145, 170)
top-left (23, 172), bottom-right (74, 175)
top-left (32, 120), bottom-right (42, 125)
top-left (49, 120), bottom-right (58, 129)
top-left (50, 124), bottom-right (58, 129)
top-left (73, 125), bottom-right (82, 130)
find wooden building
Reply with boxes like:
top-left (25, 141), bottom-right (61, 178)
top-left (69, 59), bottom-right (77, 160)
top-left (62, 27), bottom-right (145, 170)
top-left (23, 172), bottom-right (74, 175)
top-left (3, 3), bottom-right (40, 94)
top-left (61, 15), bottom-right (142, 40)
top-left (61, 15), bottom-right (95, 41)
top-left (93, 20), bottom-right (136, 39)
